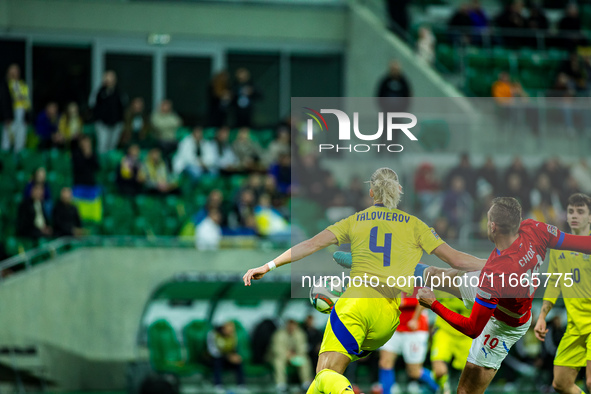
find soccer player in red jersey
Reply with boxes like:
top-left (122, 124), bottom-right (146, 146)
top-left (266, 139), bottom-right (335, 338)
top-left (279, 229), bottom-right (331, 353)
top-left (417, 197), bottom-right (591, 394)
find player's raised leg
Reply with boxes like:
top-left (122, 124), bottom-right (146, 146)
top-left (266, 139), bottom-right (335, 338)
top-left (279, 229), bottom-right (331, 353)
top-left (457, 362), bottom-right (497, 394)
top-left (307, 352), bottom-right (353, 394)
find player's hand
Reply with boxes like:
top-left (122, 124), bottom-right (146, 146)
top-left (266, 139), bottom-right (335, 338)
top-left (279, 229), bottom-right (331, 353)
top-left (534, 319), bottom-right (548, 342)
top-left (417, 288), bottom-right (436, 309)
top-left (407, 318), bottom-right (419, 331)
top-left (243, 264), bottom-right (270, 286)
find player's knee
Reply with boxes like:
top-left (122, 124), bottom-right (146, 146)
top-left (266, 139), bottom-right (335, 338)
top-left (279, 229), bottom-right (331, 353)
top-left (552, 377), bottom-right (568, 393)
top-left (585, 377), bottom-right (591, 393)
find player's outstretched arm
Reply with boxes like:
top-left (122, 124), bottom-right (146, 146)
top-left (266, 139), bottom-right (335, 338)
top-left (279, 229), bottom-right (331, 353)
top-left (418, 287), bottom-right (495, 339)
top-left (534, 300), bottom-right (554, 342)
top-left (552, 232), bottom-right (591, 255)
top-left (432, 243), bottom-right (486, 272)
top-left (243, 230), bottom-right (338, 286)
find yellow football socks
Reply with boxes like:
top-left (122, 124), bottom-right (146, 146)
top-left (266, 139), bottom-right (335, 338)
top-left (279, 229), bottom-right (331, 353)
top-left (306, 369), bottom-right (353, 394)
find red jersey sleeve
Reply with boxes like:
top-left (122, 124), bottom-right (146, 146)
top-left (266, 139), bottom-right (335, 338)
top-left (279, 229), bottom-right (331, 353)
top-left (431, 299), bottom-right (495, 339)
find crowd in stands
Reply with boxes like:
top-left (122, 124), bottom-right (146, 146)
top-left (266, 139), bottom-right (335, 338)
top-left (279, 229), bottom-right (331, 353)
top-left (0, 64), bottom-right (291, 256)
top-left (414, 153), bottom-right (585, 240)
top-left (447, 0), bottom-right (586, 49)
top-left (205, 316), bottom-right (321, 393)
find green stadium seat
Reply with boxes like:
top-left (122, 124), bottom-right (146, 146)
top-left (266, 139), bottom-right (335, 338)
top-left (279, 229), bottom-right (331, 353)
top-left (519, 70), bottom-right (551, 90)
top-left (183, 320), bottom-right (211, 368)
top-left (0, 152), bottom-right (17, 174)
top-left (466, 68), bottom-right (495, 97)
top-left (436, 44), bottom-right (457, 72)
top-left (48, 149), bottom-right (72, 175)
top-left (492, 48), bottom-right (513, 70)
top-left (147, 320), bottom-right (194, 375)
top-left (18, 150), bottom-right (47, 174)
top-left (176, 127), bottom-right (191, 141)
top-left (203, 127), bottom-right (216, 140)
top-left (47, 171), bottom-right (70, 198)
top-left (100, 150), bottom-right (124, 172)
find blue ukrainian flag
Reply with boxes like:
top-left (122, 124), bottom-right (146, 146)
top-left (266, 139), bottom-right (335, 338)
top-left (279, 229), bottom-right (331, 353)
top-left (72, 185), bottom-right (103, 223)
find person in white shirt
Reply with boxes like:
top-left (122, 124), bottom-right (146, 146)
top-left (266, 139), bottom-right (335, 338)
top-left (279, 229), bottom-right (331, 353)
top-left (172, 126), bottom-right (215, 180)
top-left (196, 209), bottom-right (222, 251)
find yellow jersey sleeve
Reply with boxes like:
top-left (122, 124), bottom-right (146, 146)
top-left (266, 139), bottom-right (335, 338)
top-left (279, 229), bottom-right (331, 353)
top-left (543, 249), bottom-right (561, 305)
top-left (326, 215), bottom-right (353, 245)
top-left (414, 219), bottom-right (445, 254)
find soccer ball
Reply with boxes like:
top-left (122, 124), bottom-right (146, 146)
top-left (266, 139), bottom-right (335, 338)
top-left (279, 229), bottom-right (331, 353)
top-left (309, 282), bottom-right (346, 314)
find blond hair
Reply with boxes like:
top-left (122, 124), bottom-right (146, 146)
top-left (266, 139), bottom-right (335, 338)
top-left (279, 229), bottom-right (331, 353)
top-left (369, 168), bottom-right (403, 209)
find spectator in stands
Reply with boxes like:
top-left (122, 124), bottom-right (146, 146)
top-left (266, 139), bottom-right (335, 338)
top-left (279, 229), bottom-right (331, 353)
top-left (550, 73), bottom-right (577, 136)
top-left (208, 71), bottom-right (232, 127)
top-left (559, 52), bottom-right (588, 92)
top-left (264, 128), bottom-right (290, 167)
top-left (52, 187), bottom-right (83, 237)
top-left (0, 70), bottom-right (13, 143)
top-left (72, 135), bottom-right (99, 186)
top-left (505, 172), bottom-right (531, 214)
top-left (376, 61), bottom-right (412, 144)
top-left (302, 315), bottom-right (322, 370)
top-left (445, 153), bottom-right (477, 197)
top-left (254, 193), bottom-right (290, 238)
top-left (122, 97), bottom-right (150, 148)
top-left (468, 0), bottom-right (488, 28)
top-left (207, 321), bottom-right (246, 391)
top-left (417, 26), bottom-right (436, 65)
top-left (232, 188), bottom-right (256, 229)
top-left (505, 157), bottom-right (530, 190)
top-left (537, 157), bottom-right (567, 193)
top-left (492, 71), bottom-right (514, 105)
top-left (414, 162), bottom-right (441, 221)
top-left (151, 99), bottom-right (182, 159)
top-left (441, 175), bottom-right (473, 236)
top-left (268, 319), bottom-right (312, 393)
top-left (208, 126), bottom-right (238, 174)
top-left (195, 209), bottom-right (222, 251)
top-left (571, 159), bottom-right (591, 195)
top-left (477, 156), bottom-right (499, 194)
top-left (526, 6), bottom-right (549, 31)
top-left (241, 173), bottom-right (265, 202)
top-left (56, 102), bottom-right (83, 149)
top-left (346, 175), bottom-right (366, 212)
top-left (35, 102), bottom-right (59, 150)
top-left (92, 70), bottom-right (125, 153)
top-left (529, 173), bottom-right (562, 226)
top-left (494, 1), bottom-right (526, 30)
top-left (143, 148), bottom-right (178, 195)
top-left (558, 4), bottom-right (584, 49)
top-left (116, 144), bottom-right (145, 195)
top-left (17, 183), bottom-right (52, 239)
top-left (23, 167), bottom-right (51, 209)
top-left (193, 189), bottom-right (228, 228)
top-left (385, 0), bottom-right (410, 37)
top-left (448, 3), bottom-right (473, 36)
top-left (233, 127), bottom-right (263, 172)
top-left (233, 68), bottom-right (259, 128)
top-left (173, 126), bottom-right (214, 180)
top-left (262, 174), bottom-right (284, 209)
top-left (3, 64), bottom-right (30, 153)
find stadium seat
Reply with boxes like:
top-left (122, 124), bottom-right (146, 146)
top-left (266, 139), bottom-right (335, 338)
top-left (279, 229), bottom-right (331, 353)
top-left (183, 320), bottom-right (211, 368)
top-left (436, 43), bottom-right (457, 72)
top-left (147, 319), bottom-right (194, 375)
top-left (0, 152), bottom-right (17, 174)
top-left (48, 149), bottom-right (71, 175)
top-left (18, 149), bottom-right (47, 174)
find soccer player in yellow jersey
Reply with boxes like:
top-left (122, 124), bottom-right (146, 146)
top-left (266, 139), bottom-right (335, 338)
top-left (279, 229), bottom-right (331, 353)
top-left (430, 294), bottom-right (472, 394)
top-left (535, 193), bottom-right (591, 394)
top-left (243, 168), bottom-right (485, 394)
